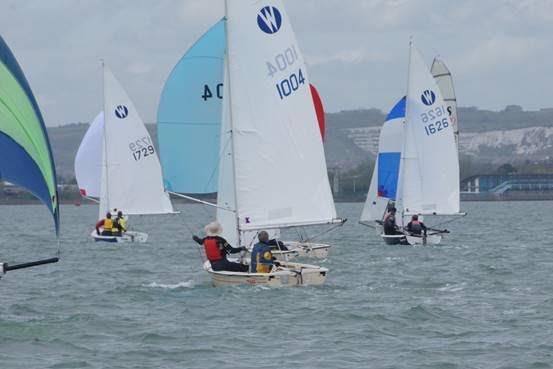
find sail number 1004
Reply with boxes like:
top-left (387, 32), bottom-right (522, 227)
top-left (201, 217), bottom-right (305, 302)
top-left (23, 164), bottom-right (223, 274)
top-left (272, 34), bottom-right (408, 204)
top-left (421, 106), bottom-right (449, 136)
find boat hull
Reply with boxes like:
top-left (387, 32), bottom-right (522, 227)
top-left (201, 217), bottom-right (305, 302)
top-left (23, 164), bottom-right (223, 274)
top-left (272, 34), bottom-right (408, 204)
top-left (405, 234), bottom-right (442, 245)
top-left (203, 260), bottom-right (327, 287)
top-left (91, 230), bottom-right (148, 243)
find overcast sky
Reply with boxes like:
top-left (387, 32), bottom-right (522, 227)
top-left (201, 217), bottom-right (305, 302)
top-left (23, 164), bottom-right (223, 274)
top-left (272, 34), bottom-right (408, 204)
top-left (1, 0), bottom-right (552, 126)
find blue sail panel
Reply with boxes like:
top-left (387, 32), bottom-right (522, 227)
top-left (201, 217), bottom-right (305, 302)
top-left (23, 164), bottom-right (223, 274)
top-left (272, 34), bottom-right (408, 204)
top-left (157, 19), bottom-right (225, 194)
top-left (385, 96), bottom-right (406, 122)
top-left (0, 132), bottom-right (53, 213)
top-left (377, 152), bottom-right (401, 200)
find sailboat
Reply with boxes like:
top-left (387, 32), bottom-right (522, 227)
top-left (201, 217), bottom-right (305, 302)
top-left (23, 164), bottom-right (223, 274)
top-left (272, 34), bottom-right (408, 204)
top-left (193, 0), bottom-right (343, 287)
top-left (157, 16), bottom-right (332, 260)
top-left (360, 44), bottom-right (463, 245)
top-left (0, 36), bottom-right (60, 275)
top-left (75, 64), bottom-right (174, 243)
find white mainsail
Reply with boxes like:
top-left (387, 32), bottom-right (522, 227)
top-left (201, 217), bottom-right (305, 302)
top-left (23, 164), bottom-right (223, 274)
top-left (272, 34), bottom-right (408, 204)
top-left (360, 97), bottom-right (405, 224)
top-left (431, 58), bottom-right (458, 148)
top-left (396, 44), bottom-right (460, 224)
top-left (75, 111), bottom-right (104, 198)
top-left (216, 56), bottom-right (239, 247)
top-left (99, 65), bottom-right (173, 218)
top-left (223, 0), bottom-right (338, 240)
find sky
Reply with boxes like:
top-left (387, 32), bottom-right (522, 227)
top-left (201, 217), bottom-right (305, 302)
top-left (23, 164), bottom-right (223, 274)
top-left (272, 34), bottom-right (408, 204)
top-left (1, 0), bottom-right (552, 126)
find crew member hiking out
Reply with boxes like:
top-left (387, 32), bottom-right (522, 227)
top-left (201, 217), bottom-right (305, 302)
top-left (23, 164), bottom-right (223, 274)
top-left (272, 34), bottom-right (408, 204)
top-left (193, 222), bottom-right (248, 272)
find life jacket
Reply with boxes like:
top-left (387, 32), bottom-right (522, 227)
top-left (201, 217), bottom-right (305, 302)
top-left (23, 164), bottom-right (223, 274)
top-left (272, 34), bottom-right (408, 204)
top-left (410, 220), bottom-right (422, 234)
top-left (250, 243), bottom-right (273, 273)
top-left (204, 237), bottom-right (224, 262)
top-left (103, 218), bottom-right (113, 231)
top-left (119, 218), bottom-right (127, 231)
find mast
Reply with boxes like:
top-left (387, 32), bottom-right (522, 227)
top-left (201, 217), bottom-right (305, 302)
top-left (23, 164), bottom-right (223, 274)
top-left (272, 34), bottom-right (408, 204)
top-left (223, 0), bottom-right (242, 246)
top-left (397, 41), bottom-right (412, 228)
top-left (100, 60), bottom-right (110, 218)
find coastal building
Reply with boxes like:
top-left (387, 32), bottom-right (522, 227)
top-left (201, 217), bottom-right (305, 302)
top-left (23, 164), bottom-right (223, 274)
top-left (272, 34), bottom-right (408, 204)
top-left (461, 174), bottom-right (553, 200)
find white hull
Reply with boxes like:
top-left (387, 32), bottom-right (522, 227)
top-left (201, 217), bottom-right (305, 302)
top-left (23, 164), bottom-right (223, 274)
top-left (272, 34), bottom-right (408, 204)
top-left (203, 260), bottom-right (328, 287)
top-left (274, 241), bottom-right (330, 260)
top-left (380, 232), bottom-right (442, 245)
top-left (90, 230), bottom-right (148, 243)
top-left (405, 233), bottom-right (442, 245)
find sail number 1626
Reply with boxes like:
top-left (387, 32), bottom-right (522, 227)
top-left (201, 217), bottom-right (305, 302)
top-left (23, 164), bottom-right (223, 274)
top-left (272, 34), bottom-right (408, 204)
top-left (421, 106), bottom-right (449, 136)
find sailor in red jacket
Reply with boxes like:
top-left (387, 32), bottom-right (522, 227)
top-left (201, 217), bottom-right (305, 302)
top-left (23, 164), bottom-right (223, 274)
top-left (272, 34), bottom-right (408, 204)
top-left (193, 221), bottom-right (248, 272)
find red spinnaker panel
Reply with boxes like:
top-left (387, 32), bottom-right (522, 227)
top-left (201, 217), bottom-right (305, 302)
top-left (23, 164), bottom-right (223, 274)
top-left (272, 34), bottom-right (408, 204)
top-left (310, 84), bottom-right (325, 141)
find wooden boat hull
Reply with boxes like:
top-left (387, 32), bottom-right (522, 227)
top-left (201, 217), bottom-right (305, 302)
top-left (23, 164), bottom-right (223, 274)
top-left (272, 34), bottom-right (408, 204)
top-left (203, 260), bottom-right (328, 287)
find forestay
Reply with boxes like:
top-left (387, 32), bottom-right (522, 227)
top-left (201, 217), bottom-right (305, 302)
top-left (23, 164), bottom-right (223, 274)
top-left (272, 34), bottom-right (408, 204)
top-left (431, 58), bottom-right (458, 148)
top-left (360, 97), bottom-right (405, 224)
top-left (398, 45), bottom-right (459, 219)
top-left (100, 66), bottom-right (173, 217)
top-left (225, 0), bottom-right (337, 232)
top-left (75, 111), bottom-right (104, 198)
top-left (0, 35), bottom-right (59, 235)
top-left (157, 19), bottom-right (225, 194)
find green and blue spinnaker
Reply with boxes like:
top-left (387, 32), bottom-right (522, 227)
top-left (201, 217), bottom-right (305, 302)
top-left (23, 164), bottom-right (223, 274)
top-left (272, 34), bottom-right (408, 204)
top-left (0, 35), bottom-right (59, 235)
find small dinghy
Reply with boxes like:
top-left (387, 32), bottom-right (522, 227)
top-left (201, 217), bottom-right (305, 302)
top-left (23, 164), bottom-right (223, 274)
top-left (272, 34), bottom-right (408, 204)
top-left (360, 44), bottom-right (464, 245)
top-left (194, 0), bottom-right (343, 287)
top-left (75, 65), bottom-right (175, 243)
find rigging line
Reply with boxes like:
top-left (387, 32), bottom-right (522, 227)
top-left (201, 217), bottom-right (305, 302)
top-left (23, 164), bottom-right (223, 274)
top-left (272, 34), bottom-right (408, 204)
top-left (300, 220), bottom-right (346, 242)
top-left (427, 213), bottom-right (467, 228)
top-left (180, 214), bottom-right (206, 264)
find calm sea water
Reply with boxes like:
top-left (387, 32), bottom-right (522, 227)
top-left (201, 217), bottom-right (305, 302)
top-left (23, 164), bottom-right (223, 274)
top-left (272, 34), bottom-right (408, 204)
top-left (1, 201), bottom-right (553, 369)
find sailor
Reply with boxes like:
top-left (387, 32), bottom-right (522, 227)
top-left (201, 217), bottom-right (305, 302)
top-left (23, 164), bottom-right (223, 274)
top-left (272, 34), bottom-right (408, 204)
top-left (250, 231), bottom-right (279, 273)
top-left (113, 210), bottom-right (127, 236)
top-left (406, 214), bottom-right (427, 236)
top-left (95, 212), bottom-right (114, 236)
top-left (383, 207), bottom-right (401, 235)
top-left (192, 222), bottom-right (248, 272)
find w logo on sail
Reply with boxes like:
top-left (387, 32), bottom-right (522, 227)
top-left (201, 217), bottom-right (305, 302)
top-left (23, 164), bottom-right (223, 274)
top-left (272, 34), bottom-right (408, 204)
top-left (420, 90), bottom-right (436, 106)
top-left (257, 6), bottom-right (282, 34)
top-left (115, 105), bottom-right (129, 119)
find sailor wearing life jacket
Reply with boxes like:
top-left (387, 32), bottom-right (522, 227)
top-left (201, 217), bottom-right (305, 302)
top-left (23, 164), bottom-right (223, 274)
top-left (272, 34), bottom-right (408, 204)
top-left (113, 210), bottom-right (127, 236)
top-left (250, 231), bottom-right (279, 273)
top-left (383, 207), bottom-right (402, 235)
top-left (95, 212), bottom-right (114, 236)
top-left (406, 214), bottom-right (427, 236)
top-left (192, 222), bottom-right (248, 272)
